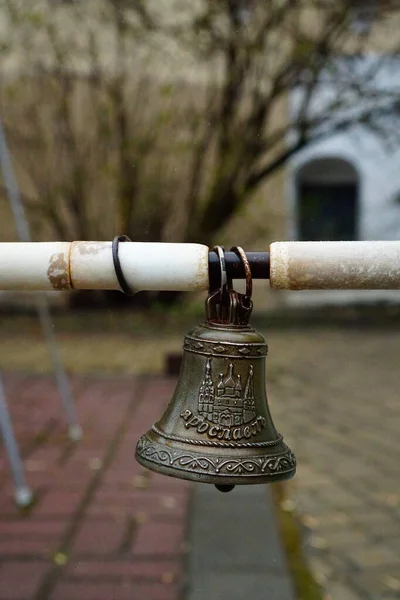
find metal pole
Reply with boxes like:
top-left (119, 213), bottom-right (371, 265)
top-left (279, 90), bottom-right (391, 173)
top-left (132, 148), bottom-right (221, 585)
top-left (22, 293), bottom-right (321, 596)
top-left (1, 240), bottom-right (400, 291)
top-left (0, 375), bottom-right (33, 507)
top-left (0, 117), bottom-right (81, 441)
top-left (35, 295), bottom-right (82, 440)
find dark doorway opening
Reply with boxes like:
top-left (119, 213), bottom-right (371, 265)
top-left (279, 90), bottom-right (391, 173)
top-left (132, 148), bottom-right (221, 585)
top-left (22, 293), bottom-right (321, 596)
top-left (296, 158), bottom-right (359, 241)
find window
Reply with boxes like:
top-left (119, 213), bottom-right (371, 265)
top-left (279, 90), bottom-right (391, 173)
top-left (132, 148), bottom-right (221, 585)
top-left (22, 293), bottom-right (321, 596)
top-left (349, 0), bottom-right (379, 35)
top-left (230, 0), bottom-right (253, 25)
top-left (296, 158), bottom-right (359, 241)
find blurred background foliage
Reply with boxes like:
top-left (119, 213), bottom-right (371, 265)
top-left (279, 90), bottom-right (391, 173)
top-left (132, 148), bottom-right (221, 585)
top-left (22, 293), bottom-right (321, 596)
top-left (1, 0), bottom-right (400, 308)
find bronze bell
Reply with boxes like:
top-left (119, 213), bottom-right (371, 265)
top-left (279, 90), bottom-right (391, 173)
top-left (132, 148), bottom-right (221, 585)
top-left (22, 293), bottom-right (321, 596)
top-left (135, 247), bottom-right (296, 491)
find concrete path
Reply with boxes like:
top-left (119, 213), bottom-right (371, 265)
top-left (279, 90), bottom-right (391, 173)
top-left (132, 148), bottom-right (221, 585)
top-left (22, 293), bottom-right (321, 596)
top-left (0, 374), bottom-right (293, 600)
top-left (187, 484), bottom-right (295, 600)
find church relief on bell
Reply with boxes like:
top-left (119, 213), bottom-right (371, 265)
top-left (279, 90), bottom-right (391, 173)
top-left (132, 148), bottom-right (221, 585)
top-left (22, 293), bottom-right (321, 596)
top-left (179, 358), bottom-right (266, 441)
top-left (198, 359), bottom-right (257, 427)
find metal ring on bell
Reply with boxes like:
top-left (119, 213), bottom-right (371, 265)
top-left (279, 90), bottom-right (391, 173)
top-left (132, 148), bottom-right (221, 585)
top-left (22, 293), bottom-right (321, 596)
top-left (211, 245), bottom-right (228, 294)
top-left (230, 246), bottom-right (253, 300)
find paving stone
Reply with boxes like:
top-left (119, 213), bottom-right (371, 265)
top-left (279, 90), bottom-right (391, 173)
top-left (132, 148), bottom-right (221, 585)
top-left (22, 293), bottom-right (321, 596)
top-left (316, 489), bottom-right (365, 509)
top-left (188, 572), bottom-right (294, 600)
top-left (0, 538), bottom-right (57, 557)
top-left (0, 561), bottom-right (48, 599)
top-left (67, 558), bottom-right (181, 581)
top-left (0, 376), bottom-right (189, 600)
top-left (266, 328), bottom-right (400, 600)
top-left (0, 519), bottom-right (67, 537)
top-left (71, 518), bottom-right (127, 555)
top-left (0, 491), bottom-right (19, 517)
top-left (34, 491), bottom-right (83, 516)
top-left (382, 538), bottom-right (400, 558)
top-left (189, 484), bottom-right (288, 572)
top-left (351, 569), bottom-right (400, 598)
top-left (349, 546), bottom-right (400, 569)
top-left (50, 580), bottom-right (178, 600)
top-left (325, 582), bottom-right (365, 600)
top-left (322, 529), bottom-right (370, 550)
top-left (132, 522), bottom-right (185, 556)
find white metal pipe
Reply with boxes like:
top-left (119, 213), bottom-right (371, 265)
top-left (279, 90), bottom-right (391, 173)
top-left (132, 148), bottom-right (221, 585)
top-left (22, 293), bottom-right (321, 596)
top-left (1, 240), bottom-right (400, 291)
top-left (70, 241), bottom-right (210, 291)
top-left (270, 241), bottom-right (400, 290)
top-left (0, 242), bottom-right (210, 292)
top-left (0, 242), bottom-right (71, 291)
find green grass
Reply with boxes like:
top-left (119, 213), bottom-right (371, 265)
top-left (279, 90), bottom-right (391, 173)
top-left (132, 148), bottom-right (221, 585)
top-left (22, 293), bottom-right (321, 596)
top-left (273, 484), bottom-right (324, 600)
top-left (0, 310), bottom-right (190, 374)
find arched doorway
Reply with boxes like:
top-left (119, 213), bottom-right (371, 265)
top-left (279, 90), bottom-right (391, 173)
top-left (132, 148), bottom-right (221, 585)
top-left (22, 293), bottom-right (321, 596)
top-left (296, 157), bottom-right (359, 241)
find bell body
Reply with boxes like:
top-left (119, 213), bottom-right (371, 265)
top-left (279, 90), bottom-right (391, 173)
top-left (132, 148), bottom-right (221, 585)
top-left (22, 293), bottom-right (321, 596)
top-left (135, 321), bottom-right (296, 485)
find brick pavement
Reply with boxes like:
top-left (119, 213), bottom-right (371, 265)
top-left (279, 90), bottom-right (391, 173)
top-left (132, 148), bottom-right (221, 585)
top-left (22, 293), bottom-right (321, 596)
top-left (0, 375), bottom-right (190, 600)
top-left (0, 372), bottom-right (294, 600)
top-left (267, 327), bottom-right (400, 600)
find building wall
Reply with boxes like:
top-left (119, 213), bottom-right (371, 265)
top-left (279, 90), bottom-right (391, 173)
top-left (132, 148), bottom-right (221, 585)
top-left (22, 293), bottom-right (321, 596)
top-left (285, 56), bottom-right (400, 306)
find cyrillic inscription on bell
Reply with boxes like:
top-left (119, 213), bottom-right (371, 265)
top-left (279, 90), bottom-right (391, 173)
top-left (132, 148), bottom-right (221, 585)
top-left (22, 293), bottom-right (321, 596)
top-left (135, 247), bottom-right (296, 489)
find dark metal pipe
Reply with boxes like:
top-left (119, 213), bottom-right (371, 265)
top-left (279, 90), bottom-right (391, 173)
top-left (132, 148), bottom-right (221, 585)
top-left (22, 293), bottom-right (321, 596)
top-left (208, 251), bottom-right (270, 289)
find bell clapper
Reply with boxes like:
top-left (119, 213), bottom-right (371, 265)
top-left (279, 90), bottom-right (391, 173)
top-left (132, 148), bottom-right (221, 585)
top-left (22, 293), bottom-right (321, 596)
top-left (215, 484), bottom-right (235, 493)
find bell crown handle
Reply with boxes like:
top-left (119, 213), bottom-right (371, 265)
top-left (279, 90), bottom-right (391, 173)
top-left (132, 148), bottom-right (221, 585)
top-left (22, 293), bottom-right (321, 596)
top-left (205, 289), bottom-right (253, 325)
